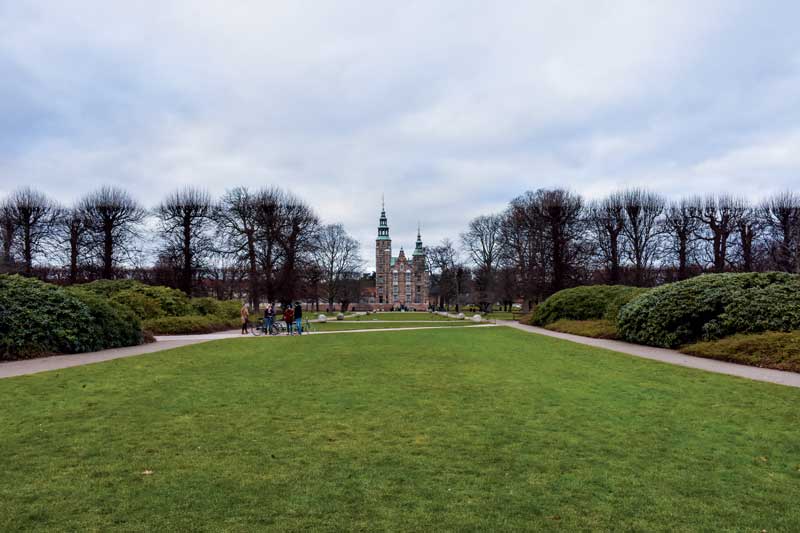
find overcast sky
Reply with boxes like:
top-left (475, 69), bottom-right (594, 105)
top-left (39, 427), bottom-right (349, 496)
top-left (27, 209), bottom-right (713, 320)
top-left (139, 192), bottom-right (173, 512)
top-left (1, 1), bottom-right (799, 269)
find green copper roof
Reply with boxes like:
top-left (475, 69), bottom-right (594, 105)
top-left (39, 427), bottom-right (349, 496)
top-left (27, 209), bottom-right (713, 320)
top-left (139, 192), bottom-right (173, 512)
top-left (413, 228), bottom-right (425, 256)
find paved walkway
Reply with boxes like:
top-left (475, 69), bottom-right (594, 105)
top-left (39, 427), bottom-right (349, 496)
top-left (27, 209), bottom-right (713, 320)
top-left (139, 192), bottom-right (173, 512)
top-left (0, 325), bottom-right (496, 379)
top-left (0, 339), bottom-right (206, 379)
top-left (498, 321), bottom-right (800, 388)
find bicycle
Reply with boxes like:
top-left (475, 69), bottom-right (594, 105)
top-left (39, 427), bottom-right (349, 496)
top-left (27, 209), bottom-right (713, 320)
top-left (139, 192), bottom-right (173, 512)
top-left (302, 318), bottom-right (313, 333)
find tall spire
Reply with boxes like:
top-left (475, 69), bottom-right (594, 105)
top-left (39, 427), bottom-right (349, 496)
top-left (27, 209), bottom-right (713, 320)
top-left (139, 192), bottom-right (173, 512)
top-left (377, 198), bottom-right (390, 240)
top-left (413, 222), bottom-right (425, 256)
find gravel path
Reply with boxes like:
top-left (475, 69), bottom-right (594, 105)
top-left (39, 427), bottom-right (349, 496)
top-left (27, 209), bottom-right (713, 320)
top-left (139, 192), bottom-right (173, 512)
top-left (498, 321), bottom-right (800, 388)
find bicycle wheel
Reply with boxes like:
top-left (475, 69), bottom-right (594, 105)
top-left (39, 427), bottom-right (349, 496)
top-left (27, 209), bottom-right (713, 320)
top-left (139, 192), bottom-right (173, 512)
top-left (250, 323), bottom-right (264, 336)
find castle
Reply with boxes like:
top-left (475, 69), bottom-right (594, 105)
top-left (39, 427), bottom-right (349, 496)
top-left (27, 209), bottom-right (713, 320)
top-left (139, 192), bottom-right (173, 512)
top-left (375, 202), bottom-right (430, 310)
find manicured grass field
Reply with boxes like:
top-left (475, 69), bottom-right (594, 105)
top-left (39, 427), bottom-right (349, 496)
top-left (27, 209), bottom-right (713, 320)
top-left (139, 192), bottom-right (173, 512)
top-left (2, 327), bottom-right (800, 531)
top-left (347, 312), bottom-right (451, 321)
top-left (309, 321), bottom-right (482, 332)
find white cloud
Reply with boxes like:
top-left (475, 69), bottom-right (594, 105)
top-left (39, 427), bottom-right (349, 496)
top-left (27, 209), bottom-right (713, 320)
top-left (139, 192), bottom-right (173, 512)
top-left (1, 0), bottom-right (799, 269)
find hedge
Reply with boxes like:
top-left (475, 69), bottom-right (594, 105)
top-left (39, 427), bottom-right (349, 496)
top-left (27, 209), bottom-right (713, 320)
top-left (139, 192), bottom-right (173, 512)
top-left (142, 315), bottom-right (241, 335)
top-left (531, 285), bottom-right (649, 326)
top-left (617, 272), bottom-right (800, 348)
top-left (78, 279), bottom-right (193, 318)
top-left (679, 331), bottom-right (800, 373)
top-left (0, 275), bottom-right (142, 360)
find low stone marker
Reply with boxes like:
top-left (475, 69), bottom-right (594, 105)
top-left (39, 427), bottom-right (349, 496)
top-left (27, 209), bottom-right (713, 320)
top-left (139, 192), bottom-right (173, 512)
top-left (318, 314), bottom-right (327, 323)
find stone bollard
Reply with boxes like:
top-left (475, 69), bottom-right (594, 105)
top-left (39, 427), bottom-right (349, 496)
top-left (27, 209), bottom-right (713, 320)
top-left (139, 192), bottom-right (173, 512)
top-left (337, 313), bottom-right (345, 321)
top-left (457, 313), bottom-right (465, 320)
top-left (472, 314), bottom-right (482, 322)
top-left (318, 314), bottom-right (327, 323)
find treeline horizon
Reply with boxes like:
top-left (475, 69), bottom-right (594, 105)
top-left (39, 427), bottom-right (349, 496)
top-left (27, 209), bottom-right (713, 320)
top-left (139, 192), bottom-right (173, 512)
top-left (455, 188), bottom-right (800, 311)
top-left (2, 184), bottom-right (799, 312)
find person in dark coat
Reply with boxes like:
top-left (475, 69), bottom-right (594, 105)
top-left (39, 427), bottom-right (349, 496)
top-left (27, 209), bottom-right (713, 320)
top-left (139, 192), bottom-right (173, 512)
top-left (294, 302), bottom-right (303, 335)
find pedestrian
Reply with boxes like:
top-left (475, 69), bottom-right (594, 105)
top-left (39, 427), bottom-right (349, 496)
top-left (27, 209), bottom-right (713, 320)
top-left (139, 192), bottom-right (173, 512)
top-left (284, 304), bottom-right (294, 335)
top-left (294, 301), bottom-right (303, 335)
top-left (264, 303), bottom-right (274, 335)
top-left (240, 302), bottom-right (249, 334)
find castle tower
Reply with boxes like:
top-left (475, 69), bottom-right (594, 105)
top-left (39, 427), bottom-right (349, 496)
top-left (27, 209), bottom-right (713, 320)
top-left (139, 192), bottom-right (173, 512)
top-left (412, 226), bottom-right (429, 306)
top-left (375, 200), bottom-right (392, 305)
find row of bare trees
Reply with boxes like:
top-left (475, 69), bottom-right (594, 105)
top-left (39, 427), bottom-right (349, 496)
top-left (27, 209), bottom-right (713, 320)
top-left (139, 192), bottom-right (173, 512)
top-left (456, 188), bottom-right (800, 311)
top-left (0, 185), bottom-right (364, 307)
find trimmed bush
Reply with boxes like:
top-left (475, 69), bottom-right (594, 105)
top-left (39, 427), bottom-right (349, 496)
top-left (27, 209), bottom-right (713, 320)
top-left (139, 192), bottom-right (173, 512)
top-left (0, 275), bottom-right (142, 360)
top-left (531, 285), bottom-right (649, 326)
top-left (190, 297), bottom-right (241, 319)
top-left (544, 319), bottom-right (619, 339)
top-left (680, 331), bottom-right (800, 373)
top-left (78, 279), bottom-right (193, 318)
top-left (617, 272), bottom-right (800, 348)
top-left (143, 315), bottom-right (240, 335)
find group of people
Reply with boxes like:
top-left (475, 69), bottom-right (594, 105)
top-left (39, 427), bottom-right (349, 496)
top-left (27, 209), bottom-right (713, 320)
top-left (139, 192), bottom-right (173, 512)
top-left (240, 301), bottom-right (304, 336)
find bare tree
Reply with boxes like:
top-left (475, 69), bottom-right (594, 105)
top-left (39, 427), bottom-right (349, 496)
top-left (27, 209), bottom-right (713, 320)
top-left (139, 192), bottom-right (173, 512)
top-left (533, 189), bottom-right (585, 294)
top-left (662, 199), bottom-right (702, 280)
top-left (734, 206), bottom-right (763, 272)
top-left (253, 187), bottom-right (284, 304)
top-left (274, 194), bottom-right (319, 304)
top-left (79, 186), bottom-right (146, 279)
top-left (502, 193), bottom-right (550, 310)
top-left (155, 187), bottom-right (214, 295)
top-left (587, 192), bottom-right (626, 284)
top-left (621, 188), bottom-right (665, 286)
top-left (693, 195), bottom-right (746, 273)
top-left (760, 191), bottom-right (800, 273)
top-left (215, 187), bottom-right (260, 306)
top-left (0, 199), bottom-right (17, 271)
top-left (4, 187), bottom-right (59, 275)
top-left (313, 223), bottom-right (363, 309)
top-left (56, 207), bottom-right (92, 283)
top-left (461, 214), bottom-right (503, 312)
top-left (429, 238), bottom-right (462, 310)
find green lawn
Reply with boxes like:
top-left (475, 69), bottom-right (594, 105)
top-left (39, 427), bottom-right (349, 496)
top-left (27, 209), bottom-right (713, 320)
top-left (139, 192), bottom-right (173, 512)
top-left (347, 312), bottom-right (451, 321)
top-left (2, 327), bottom-right (800, 531)
top-left (309, 321), bottom-right (481, 332)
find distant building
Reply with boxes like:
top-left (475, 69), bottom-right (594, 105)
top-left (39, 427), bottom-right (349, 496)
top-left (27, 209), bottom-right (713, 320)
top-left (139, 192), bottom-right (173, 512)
top-left (374, 201), bottom-right (430, 309)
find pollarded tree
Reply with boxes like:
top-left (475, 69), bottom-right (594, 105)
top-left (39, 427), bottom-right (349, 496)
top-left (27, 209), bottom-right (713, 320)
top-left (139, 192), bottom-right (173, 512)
top-left (534, 189), bottom-right (585, 294)
top-left (693, 195), bottom-right (747, 273)
top-left (587, 192), bottom-right (626, 284)
top-left (734, 206), bottom-right (763, 272)
top-left (274, 193), bottom-right (319, 304)
top-left (79, 186), bottom-right (146, 279)
top-left (155, 187), bottom-right (215, 295)
top-left (662, 199), bottom-right (702, 280)
top-left (0, 199), bottom-right (17, 271)
top-left (461, 213), bottom-right (503, 312)
top-left (56, 206), bottom-right (92, 284)
top-left (215, 187), bottom-right (261, 306)
top-left (4, 187), bottom-right (59, 275)
top-left (621, 188), bottom-right (665, 286)
top-left (760, 191), bottom-right (800, 273)
top-left (313, 223), bottom-right (363, 310)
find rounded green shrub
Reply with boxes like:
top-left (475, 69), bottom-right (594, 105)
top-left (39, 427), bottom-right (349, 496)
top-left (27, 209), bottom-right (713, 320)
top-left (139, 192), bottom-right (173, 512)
top-left (617, 272), bottom-right (800, 348)
top-left (0, 275), bottom-right (142, 360)
top-left (143, 315), bottom-right (240, 335)
top-left (111, 289), bottom-right (165, 320)
top-left (531, 285), bottom-right (649, 326)
top-left (79, 279), bottom-right (192, 318)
